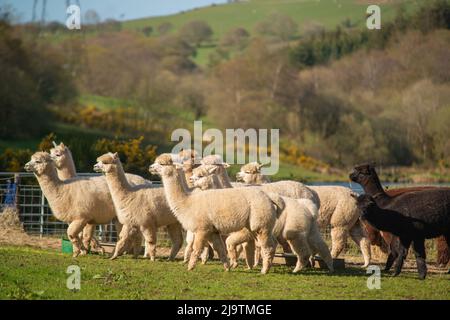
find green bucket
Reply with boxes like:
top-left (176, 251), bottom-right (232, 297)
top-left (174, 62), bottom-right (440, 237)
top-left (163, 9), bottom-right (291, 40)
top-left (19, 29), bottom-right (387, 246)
top-left (61, 237), bottom-right (73, 254)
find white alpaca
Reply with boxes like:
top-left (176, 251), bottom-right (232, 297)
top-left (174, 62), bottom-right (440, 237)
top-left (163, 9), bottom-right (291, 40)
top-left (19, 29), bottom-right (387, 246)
top-left (149, 154), bottom-right (280, 274)
top-left (94, 153), bottom-right (183, 261)
top-left (49, 142), bottom-right (148, 254)
top-left (197, 158), bottom-right (321, 268)
top-left (191, 164), bottom-right (334, 273)
top-left (183, 164), bottom-right (247, 266)
top-left (25, 152), bottom-right (123, 257)
top-left (237, 162), bottom-right (371, 267)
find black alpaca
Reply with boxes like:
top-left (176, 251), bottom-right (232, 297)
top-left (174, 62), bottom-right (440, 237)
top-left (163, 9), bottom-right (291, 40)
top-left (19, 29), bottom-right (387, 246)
top-left (350, 164), bottom-right (450, 279)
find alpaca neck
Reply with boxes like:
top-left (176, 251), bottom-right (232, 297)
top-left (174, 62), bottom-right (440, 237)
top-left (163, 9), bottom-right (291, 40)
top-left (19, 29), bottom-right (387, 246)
top-left (56, 151), bottom-right (77, 180)
top-left (35, 167), bottom-right (63, 201)
top-left (161, 168), bottom-right (189, 219)
top-left (217, 167), bottom-right (233, 188)
top-left (57, 162), bottom-right (76, 180)
top-left (104, 162), bottom-right (132, 199)
top-left (255, 173), bottom-right (270, 184)
top-left (363, 174), bottom-right (387, 200)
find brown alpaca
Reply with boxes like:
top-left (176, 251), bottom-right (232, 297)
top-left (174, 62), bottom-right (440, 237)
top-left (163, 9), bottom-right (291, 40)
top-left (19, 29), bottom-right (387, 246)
top-left (362, 186), bottom-right (450, 267)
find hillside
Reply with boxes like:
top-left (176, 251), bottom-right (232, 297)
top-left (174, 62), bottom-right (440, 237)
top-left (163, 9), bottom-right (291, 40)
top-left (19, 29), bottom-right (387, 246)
top-left (125, 0), bottom-right (420, 37)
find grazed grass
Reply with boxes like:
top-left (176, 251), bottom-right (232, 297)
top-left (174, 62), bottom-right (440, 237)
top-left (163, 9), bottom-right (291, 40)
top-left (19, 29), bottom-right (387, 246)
top-left (0, 246), bottom-right (448, 300)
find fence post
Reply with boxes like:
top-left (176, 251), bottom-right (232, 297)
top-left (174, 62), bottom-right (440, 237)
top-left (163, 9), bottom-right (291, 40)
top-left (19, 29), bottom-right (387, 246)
top-left (14, 173), bottom-right (20, 213)
top-left (40, 191), bottom-right (45, 237)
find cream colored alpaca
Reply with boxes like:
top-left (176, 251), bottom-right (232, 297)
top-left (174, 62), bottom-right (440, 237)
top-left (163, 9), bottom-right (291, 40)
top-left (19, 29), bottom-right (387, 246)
top-left (183, 170), bottom-right (224, 264)
top-left (50, 142), bottom-right (147, 256)
top-left (237, 163), bottom-right (372, 267)
top-left (94, 153), bottom-right (183, 261)
top-left (25, 152), bottom-right (121, 257)
top-left (200, 159), bottom-right (320, 267)
top-left (150, 154), bottom-right (279, 274)
top-left (191, 164), bottom-right (333, 273)
top-left (184, 164), bottom-right (248, 266)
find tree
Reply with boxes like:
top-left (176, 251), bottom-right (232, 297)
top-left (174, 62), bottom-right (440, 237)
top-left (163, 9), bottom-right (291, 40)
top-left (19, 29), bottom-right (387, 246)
top-left (179, 20), bottom-right (213, 46)
top-left (142, 26), bottom-right (153, 37)
top-left (254, 12), bottom-right (298, 42)
top-left (220, 27), bottom-right (250, 50)
top-left (158, 21), bottom-right (173, 35)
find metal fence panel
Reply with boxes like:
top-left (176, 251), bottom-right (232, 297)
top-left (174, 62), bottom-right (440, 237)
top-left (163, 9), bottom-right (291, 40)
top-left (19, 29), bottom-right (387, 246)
top-left (0, 173), bottom-right (170, 245)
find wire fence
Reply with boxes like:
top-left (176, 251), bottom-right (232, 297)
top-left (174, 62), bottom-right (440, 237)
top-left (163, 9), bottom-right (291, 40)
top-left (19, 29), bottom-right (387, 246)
top-left (1, 172), bottom-right (438, 258)
top-left (0, 172), bottom-right (171, 245)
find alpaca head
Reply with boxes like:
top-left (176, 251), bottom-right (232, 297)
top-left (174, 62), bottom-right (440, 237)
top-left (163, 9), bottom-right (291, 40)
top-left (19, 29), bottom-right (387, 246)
top-left (93, 152), bottom-right (120, 174)
top-left (24, 152), bottom-right (54, 176)
top-left (236, 162), bottom-right (263, 183)
top-left (353, 193), bottom-right (377, 220)
top-left (349, 163), bottom-right (377, 186)
top-left (49, 142), bottom-right (72, 169)
top-left (200, 154), bottom-right (229, 166)
top-left (149, 154), bottom-right (182, 177)
top-left (190, 165), bottom-right (219, 190)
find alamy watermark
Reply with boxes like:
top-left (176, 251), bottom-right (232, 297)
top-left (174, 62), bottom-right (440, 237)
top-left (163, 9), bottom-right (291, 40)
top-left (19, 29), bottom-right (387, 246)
top-left (66, 265), bottom-right (81, 291)
top-left (66, 5), bottom-right (81, 30)
top-left (171, 121), bottom-right (279, 175)
top-left (366, 265), bottom-right (381, 290)
top-left (366, 5), bottom-right (381, 30)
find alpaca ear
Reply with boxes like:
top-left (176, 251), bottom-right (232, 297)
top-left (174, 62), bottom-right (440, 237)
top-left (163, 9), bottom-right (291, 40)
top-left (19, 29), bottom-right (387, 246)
top-left (52, 141), bottom-right (58, 148)
top-left (59, 142), bottom-right (66, 149)
top-left (207, 166), bottom-right (219, 174)
top-left (113, 152), bottom-right (119, 159)
top-left (350, 193), bottom-right (358, 199)
top-left (222, 162), bottom-right (230, 168)
top-left (174, 163), bottom-right (183, 170)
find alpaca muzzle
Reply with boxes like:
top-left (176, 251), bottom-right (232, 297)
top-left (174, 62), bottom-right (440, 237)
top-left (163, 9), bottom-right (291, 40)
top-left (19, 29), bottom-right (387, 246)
top-left (24, 162), bottom-right (33, 172)
top-left (93, 163), bottom-right (103, 173)
top-left (349, 171), bottom-right (359, 182)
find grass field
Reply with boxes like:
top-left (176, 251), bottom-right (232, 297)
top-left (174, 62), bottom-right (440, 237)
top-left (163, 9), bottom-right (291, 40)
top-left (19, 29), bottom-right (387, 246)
top-left (0, 246), bottom-right (448, 300)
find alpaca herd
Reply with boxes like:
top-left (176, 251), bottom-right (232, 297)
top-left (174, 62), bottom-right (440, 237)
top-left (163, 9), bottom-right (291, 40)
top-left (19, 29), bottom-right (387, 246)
top-left (23, 143), bottom-right (450, 279)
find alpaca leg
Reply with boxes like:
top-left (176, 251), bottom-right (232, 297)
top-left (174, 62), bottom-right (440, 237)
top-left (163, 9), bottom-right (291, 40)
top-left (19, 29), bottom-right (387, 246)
top-left (226, 230), bottom-right (253, 268)
top-left (257, 230), bottom-right (276, 274)
top-left (236, 244), bottom-right (244, 259)
top-left (286, 234), bottom-right (311, 273)
top-left (385, 237), bottom-right (400, 271)
top-left (184, 231), bottom-right (194, 264)
top-left (81, 224), bottom-right (95, 253)
top-left (308, 224), bottom-right (334, 273)
top-left (445, 234), bottom-right (450, 273)
top-left (330, 227), bottom-right (348, 259)
top-left (167, 223), bottom-right (183, 261)
top-left (200, 245), bottom-right (211, 264)
top-left (67, 220), bottom-right (88, 257)
top-left (393, 238), bottom-right (411, 277)
top-left (90, 233), bottom-right (105, 255)
top-left (412, 238), bottom-right (427, 280)
top-left (209, 232), bottom-right (230, 271)
top-left (141, 224), bottom-right (157, 261)
top-left (188, 231), bottom-right (209, 271)
top-left (349, 222), bottom-right (371, 268)
top-left (436, 235), bottom-right (450, 267)
top-left (242, 240), bottom-right (256, 270)
top-left (277, 236), bottom-right (292, 254)
top-left (127, 227), bottom-right (142, 259)
top-left (111, 224), bottom-right (133, 260)
top-left (253, 242), bottom-right (261, 268)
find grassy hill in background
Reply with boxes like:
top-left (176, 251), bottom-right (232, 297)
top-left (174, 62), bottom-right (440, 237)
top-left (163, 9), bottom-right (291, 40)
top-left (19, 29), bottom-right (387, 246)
top-left (124, 0), bottom-right (421, 64)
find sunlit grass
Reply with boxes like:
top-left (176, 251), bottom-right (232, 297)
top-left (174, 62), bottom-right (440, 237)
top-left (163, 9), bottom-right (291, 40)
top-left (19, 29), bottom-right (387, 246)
top-left (0, 246), bottom-right (448, 300)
